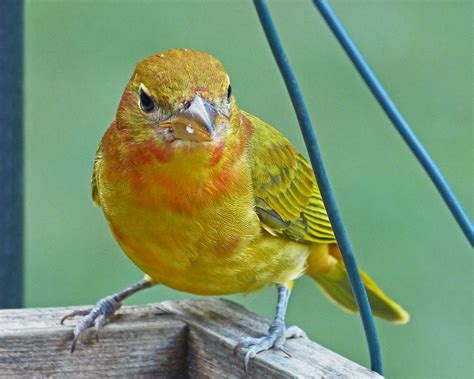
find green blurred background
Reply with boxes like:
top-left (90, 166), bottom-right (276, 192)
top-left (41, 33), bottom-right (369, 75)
top-left (24, 1), bottom-right (472, 378)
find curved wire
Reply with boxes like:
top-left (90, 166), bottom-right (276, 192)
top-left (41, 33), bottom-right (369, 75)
top-left (253, 0), bottom-right (383, 374)
top-left (313, 0), bottom-right (473, 246)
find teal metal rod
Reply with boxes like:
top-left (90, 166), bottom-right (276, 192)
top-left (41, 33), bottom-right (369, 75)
top-left (0, 0), bottom-right (24, 308)
top-left (313, 0), bottom-right (473, 246)
top-left (253, 0), bottom-right (383, 374)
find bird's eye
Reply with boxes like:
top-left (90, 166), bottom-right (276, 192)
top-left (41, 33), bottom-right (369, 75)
top-left (139, 87), bottom-right (155, 113)
top-left (227, 85), bottom-right (232, 99)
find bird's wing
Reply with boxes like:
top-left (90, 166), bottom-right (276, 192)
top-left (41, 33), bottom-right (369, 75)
top-left (91, 142), bottom-right (103, 207)
top-left (243, 110), bottom-right (335, 244)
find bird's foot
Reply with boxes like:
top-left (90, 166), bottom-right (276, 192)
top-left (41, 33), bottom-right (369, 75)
top-left (60, 295), bottom-right (122, 352)
top-left (234, 322), bottom-right (307, 372)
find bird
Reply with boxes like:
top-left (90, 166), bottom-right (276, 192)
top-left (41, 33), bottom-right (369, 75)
top-left (61, 48), bottom-right (409, 367)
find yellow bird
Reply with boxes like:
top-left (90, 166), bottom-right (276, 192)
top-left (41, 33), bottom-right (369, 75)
top-left (63, 49), bottom-right (409, 364)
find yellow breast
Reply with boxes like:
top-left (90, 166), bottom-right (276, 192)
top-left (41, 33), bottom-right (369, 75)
top-left (96, 127), bottom-right (309, 295)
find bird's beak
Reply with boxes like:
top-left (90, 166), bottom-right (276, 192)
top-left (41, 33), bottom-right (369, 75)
top-left (158, 96), bottom-right (215, 142)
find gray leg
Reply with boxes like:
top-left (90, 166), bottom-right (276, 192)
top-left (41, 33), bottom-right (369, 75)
top-left (61, 278), bottom-right (154, 352)
top-left (235, 283), bottom-right (307, 372)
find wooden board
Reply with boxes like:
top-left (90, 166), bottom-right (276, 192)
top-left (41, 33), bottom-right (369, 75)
top-left (0, 299), bottom-right (382, 378)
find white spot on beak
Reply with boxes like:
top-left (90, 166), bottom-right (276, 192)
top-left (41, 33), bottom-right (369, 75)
top-left (186, 125), bottom-right (195, 134)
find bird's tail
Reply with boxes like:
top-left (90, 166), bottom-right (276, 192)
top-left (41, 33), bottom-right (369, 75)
top-left (307, 244), bottom-right (410, 324)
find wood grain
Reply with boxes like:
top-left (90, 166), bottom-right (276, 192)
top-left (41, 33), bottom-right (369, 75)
top-left (0, 305), bottom-right (187, 378)
top-left (0, 299), bottom-right (382, 378)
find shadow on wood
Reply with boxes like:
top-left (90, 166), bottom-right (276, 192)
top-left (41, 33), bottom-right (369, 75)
top-left (0, 299), bottom-right (382, 378)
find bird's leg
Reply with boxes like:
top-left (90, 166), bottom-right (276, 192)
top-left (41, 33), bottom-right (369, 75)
top-left (61, 278), bottom-right (154, 352)
top-left (235, 282), bottom-right (307, 371)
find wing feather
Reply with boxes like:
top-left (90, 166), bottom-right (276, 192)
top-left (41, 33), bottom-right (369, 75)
top-left (91, 142), bottom-right (103, 207)
top-left (243, 110), bottom-right (336, 244)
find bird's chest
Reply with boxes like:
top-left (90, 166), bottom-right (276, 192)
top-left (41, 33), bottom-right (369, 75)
top-left (99, 159), bottom-right (264, 293)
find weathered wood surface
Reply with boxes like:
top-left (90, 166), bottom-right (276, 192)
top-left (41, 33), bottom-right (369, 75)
top-left (0, 299), bottom-right (382, 378)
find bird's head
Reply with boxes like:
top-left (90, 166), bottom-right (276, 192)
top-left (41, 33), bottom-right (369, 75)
top-left (116, 49), bottom-right (239, 149)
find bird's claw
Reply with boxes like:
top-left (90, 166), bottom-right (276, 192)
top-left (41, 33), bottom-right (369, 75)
top-left (234, 323), bottom-right (307, 373)
top-left (60, 295), bottom-right (122, 353)
top-left (285, 325), bottom-right (308, 340)
top-left (60, 309), bottom-right (91, 324)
